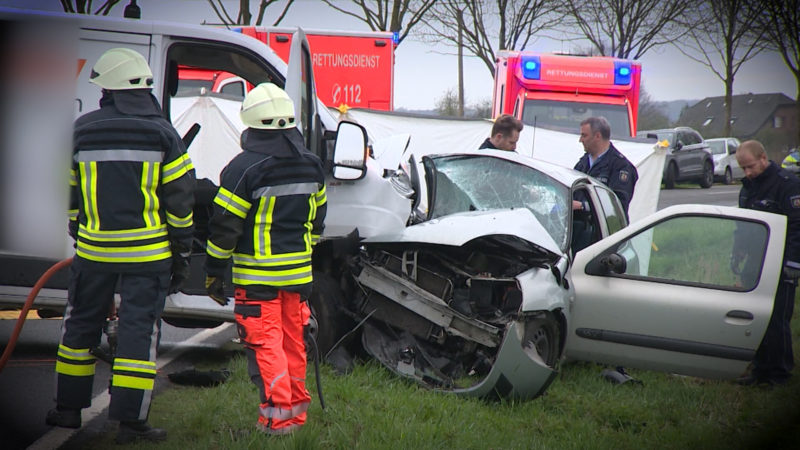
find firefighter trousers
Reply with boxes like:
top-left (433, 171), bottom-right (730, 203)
top-left (234, 288), bottom-right (311, 433)
top-left (55, 257), bottom-right (170, 422)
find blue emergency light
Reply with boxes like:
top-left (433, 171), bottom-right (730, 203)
top-left (232, 27), bottom-right (242, 33)
top-left (614, 61), bottom-right (632, 85)
top-left (521, 56), bottom-right (541, 80)
top-left (392, 31), bottom-right (400, 45)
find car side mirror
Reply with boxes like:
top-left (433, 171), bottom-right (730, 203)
top-left (586, 252), bottom-right (627, 275)
top-left (332, 121), bottom-right (368, 180)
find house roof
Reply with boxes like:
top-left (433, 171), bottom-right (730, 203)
top-left (678, 92), bottom-right (795, 138)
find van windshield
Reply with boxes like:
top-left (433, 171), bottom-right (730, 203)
top-left (521, 99), bottom-right (630, 137)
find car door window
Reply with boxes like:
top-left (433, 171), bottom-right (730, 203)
top-left (595, 186), bottom-right (626, 234)
top-left (609, 215), bottom-right (767, 290)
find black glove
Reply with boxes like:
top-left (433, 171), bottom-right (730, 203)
top-left (205, 275), bottom-right (228, 306)
top-left (168, 254), bottom-right (191, 295)
top-left (782, 265), bottom-right (800, 281)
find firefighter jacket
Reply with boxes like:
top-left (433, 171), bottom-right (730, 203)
top-left (68, 90), bottom-right (195, 270)
top-left (574, 142), bottom-right (638, 216)
top-left (205, 127), bottom-right (327, 295)
top-left (737, 161), bottom-right (800, 276)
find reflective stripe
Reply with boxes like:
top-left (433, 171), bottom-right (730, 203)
top-left (79, 161), bottom-right (99, 229)
top-left (141, 161), bottom-right (161, 227)
top-left (233, 266), bottom-right (312, 286)
top-left (259, 400), bottom-right (309, 422)
top-left (166, 210), bottom-right (193, 228)
top-left (56, 359), bottom-right (96, 376)
top-left (315, 185), bottom-right (327, 207)
top-left (77, 224), bottom-right (167, 241)
top-left (162, 153), bottom-right (194, 184)
top-left (207, 240), bottom-right (233, 259)
top-left (76, 241), bottom-right (171, 263)
top-left (113, 358), bottom-right (157, 375)
top-left (214, 187), bottom-right (252, 219)
top-left (69, 169), bottom-right (77, 186)
top-left (311, 234), bottom-right (320, 245)
top-left (255, 197), bottom-right (275, 256)
top-left (786, 260), bottom-right (800, 270)
top-left (305, 195), bottom-right (316, 249)
top-left (112, 374), bottom-right (155, 390)
top-left (75, 149), bottom-right (164, 162)
top-left (252, 182), bottom-right (320, 198)
top-left (68, 209), bottom-right (79, 220)
top-left (233, 253), bottom-right (311, 266)
top-left (58, 344), bottom-right (94, 360)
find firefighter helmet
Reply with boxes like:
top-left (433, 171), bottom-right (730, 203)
top-left (240, 83), bottom-right (296, 130)
top-left (89, 48), bottom-right (153, 90)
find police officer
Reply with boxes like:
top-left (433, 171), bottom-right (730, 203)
top-left (204, 83), bottom-right (326, 435)
top-left (734, 140), bottom-right (800, 386)
top-left (573, 116), bottom-right (638, 219)
top-left (46, 48), bottom-right (195, 444)
top-left (479, 114), bottom-right (523, 151)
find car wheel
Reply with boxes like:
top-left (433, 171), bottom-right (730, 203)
top-left (723, 167), bottom-right (733, 185)
top-left (699, 160), bottom-right (713, 188)
top-left (307, 271), bottom-right (350, 360)
top-left (663, 163), bottom-right (677, 190)
top-left (522, 313), bottom-right (560, 367)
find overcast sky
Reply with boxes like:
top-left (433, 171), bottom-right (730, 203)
top-left (3, 0), bottom-right (796, 110)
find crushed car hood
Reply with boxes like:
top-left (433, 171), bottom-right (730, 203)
top-left (364, 208), bottom-right (562, 257)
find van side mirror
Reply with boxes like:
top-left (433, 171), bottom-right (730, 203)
top-left (332, 121), bottom-right (368, 180)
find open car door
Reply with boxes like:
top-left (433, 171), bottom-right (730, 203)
top-left (567, 204), bottom-right (785, 379)
top-left (285, 28), bottom-right (321, 158)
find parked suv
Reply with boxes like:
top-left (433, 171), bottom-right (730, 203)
top-left (706, 137), bottom-right (743, 184)
top-left (638, 127), bottom-right (714, 189)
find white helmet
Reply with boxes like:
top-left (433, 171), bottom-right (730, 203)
top-left (240, 83), bottom-right (296, 130)
top-left (89, 48), bottom-right (153, 90)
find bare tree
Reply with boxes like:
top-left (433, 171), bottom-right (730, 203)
top-left (560, 0), bottom-right (694, 59)
top-left (320, 0), bottom-right (437, 44)
top-left (421, 0), bottom-right (563, 78)
top-left (206, 0), bottom-right (295, 26)
top-left (637, 85), bottom-right (671, 130)
top-left (675, 0), bottom-right (765, 137)
top-left (756, 0), bottom-right (800, 148)
top-left (59, 0), bottom-right (122, 15)
top-left (434, 87), bottom-right (460, 116)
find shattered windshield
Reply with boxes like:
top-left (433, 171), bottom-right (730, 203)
top-left (427, 155), bottom-right (570, 249)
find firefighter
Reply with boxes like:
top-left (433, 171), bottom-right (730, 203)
top-left (46, 48), bottom-right (195, 444)
top-left (204, 82), bottom-right (326, 435)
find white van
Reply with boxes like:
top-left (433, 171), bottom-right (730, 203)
top-left (0, 8), bottom-right (412, 329)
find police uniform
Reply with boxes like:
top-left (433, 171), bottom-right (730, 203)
top-left (205, 119), bottom-right (326, 433)
top-left (574, 142), bottom-right (638, 217)
top-left (737, 161), bottom-right (800, 384)
top-left (58, 88), bottom-right (195, 422)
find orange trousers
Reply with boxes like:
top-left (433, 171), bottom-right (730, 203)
top-left (234, 288), bottom-right (311, 433)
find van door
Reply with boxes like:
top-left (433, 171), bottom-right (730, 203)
top-left (285, 28), bottom-right (322, 158)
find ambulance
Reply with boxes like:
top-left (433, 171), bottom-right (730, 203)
top-left (492, 51), bottom-right (642, 137)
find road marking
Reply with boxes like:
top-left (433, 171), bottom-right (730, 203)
top-left (27, 322), bottom-right (233, 450)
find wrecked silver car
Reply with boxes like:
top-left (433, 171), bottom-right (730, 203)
top-left (312, 149), bottom-right (787, 400)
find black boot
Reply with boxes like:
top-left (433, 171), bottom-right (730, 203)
top-left (115, 420), bottom-right (167, 444)
top-left (45, 407), bottom-right (81, 429)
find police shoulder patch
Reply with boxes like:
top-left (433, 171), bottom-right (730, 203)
top-left (619, 170), bottom-right (629, 183)
top-left (791, 195), bottom-right (800, 209)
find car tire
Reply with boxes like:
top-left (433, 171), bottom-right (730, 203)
top-left (663, 163), bottom-right (677, 190)
top-left (723, 167), bottom-right (733, 185)
top-left (307, 271), bottom-right (351, 360)
top-left (699, 160), bottom-right (713, 188)
top-left (522, 312), bottom-right (561, 367)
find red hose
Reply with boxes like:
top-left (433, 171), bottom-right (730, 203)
top-left (0, 257), bottom-right (73, 373)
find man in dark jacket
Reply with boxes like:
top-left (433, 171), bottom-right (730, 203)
top-left (573, 116), bottom-right (638, 219)
top-left (734, 140), bottom-right (800, 386)
top-left (204, 83), bottom-right (326, 435)
top-left (479, 114), bottom-right (524, 152)
top-left (47, 48), bottom-right (195, 444)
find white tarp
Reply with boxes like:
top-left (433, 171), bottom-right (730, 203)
top-left (336, 108), bottom-right (666, 224)
top-left (172, 95), bottom-right (245, 184)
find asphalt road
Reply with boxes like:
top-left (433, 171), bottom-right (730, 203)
top-left (0, 314), bottom-right (238, 449)
top-left (0, 183), bottom-right (741, 449)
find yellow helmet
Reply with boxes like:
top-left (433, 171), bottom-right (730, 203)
top-left (89, 48), bottom-right (153, 90)
top-left (240, 82), bottom-right (296, 130)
